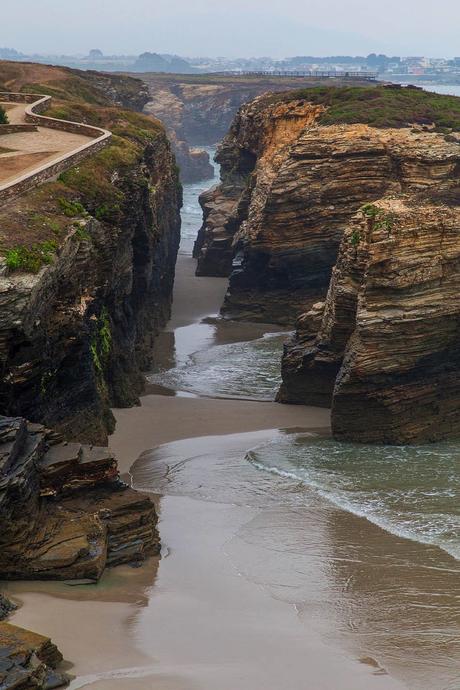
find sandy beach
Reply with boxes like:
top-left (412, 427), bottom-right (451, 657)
top-left (4, 179), bottom-right (460, 690)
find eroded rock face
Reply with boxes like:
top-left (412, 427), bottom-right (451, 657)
top-left (0, 622), bottom-right (69, 689)
top-left (279, 198), bottom-right (460, 443)
top-left (0, 412), bottom-right (159, 686)
top-left (196, 93), bottom-right (460, 325)
top-left (0, 139), bottom-right (181, 444)
top-left (142, 75), bottom-right (330, 183)
top-left (172, 135), bottom-right (214, 183)
top-left (0, 415), bottom-right (159, 580)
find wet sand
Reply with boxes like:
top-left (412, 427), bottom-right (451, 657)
top-left (5, 182), bottom-right (460, 690)
top-left (111, 251), bottom-right (330, 472)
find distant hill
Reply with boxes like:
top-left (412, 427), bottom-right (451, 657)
top-left (132, 52), bottom-right (199, 74)
top-left (0, 47), bottom-right (25, 59)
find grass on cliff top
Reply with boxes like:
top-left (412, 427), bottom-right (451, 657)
top-left (0, 60), bottom-right (147, 107)
top-left (270, 85), bottom-right (460, 131)
top-left (0, 63), bottom-right (170, 272)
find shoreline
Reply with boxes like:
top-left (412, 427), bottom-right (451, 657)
top-left (4, 173), bottom-right (460, 690)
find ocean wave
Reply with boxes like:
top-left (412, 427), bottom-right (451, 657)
top-left (246, 434), bottom-right (460, 562)
top-left (149, 331), bottom-right (288, 401)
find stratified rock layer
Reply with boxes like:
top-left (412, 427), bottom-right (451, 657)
top-left (0, 415), bottom-right (159, 580)
top-left (0, 622), bottom-right (69, 689)
top-left (0, 410), bottom-right (159, 687)
top-left (0, 128), bottom-right (181, 444)
top-left (279, 198), bottom-right (460, 443)
top-left (196, 90), bottom-right (460, 325)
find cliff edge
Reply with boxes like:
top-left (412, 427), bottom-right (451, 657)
top-left (0, 62), bottom-right (181, 443)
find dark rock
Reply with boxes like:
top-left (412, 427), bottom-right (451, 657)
top-left (0, 415), bottom-right (159, 580)
top-left (0, 623), bottom-right (69, 689)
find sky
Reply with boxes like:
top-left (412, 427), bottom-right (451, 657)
top-left (3, 0), bottom-right (460, 58)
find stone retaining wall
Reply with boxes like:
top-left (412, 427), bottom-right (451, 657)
top-left (0, 92), bottom-right (111, 205)
top-left (0, 124), bottom-right (38, 135)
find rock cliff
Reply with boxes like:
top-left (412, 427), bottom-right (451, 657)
top-left (195, 86), bottom-right (460, 327)
top-left (0, 415), bottom-right (159, 580)
top-left (194, 84), bottom-right (460, 442)
top-left (141, 74), bottom-right (371, 183)
top-left (0, 411), bottom-right (158, 688)
top-left (0, 63), bottom-right (181, 443)
top-left (0, 621), bottom-right (68, 690)
top-left (279, 197), bottom-right (460, 443)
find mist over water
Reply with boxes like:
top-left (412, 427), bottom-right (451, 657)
top-left (425, 84), bottom-right (460, 97)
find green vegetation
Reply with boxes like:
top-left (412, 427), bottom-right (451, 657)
top-left (271, 85), bottom-right (460, 131)
top-left (360, 203), bottom-right (381, 219)
top-left (360, 203), bottom-right (395, 232)
top-left (27, 213), bottom-right (64, 238)
top-left (57, 198), bottom-right (86, 217)
top-left (40, 368), bottom-right (56, 397)
top-left (0, 61), bottom-right (175, 273)
top-left (5, 240), bottom-right (58, 273)
top-left (74, 223), bottom-right (91, 241)
top-left (0, 105), bottom-right (8, 125)
top-left (350, 229), bottom-right (361, 248)
top-left (90, 308), bottom-right (112, 374)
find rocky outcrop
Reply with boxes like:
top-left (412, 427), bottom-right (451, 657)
top-left (141, 74), bottom-right (355, 183)
top-left (170, 132), bottom-right (214, 183)
top-left (196, 88), bottom-right (460, 326)
top-left (0, 623), bottom-right (69, 689)
top-left (0, 411), bottom-right (160, 687)
top-left (141, 74), bottom-right (374, 149)
top-left (0, 415), bottom-right (159, 579)
top-left (193, 183), bottom-right (244, 276)
top-left (0, 595), bottom-right (16, 621)
top-left (0, 406), bottom-right (160, 686)
top-left (0, 90), bottom-right (181, 444)
top-left (279, 197), bottom-right (460, 443)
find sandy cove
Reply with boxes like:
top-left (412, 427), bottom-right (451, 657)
top-left (4, 249), bottom-right (460, 690)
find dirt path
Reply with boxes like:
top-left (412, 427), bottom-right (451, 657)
top-left (0, 100), bottom-right (93, 185)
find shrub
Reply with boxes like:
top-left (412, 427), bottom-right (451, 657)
top-left (74, 224), bottom-right (91, 241)
top-left (4, 241), bottom-right (57, 273)
top-left (57, 197), bottom-right (85, 217)
top-left (0, 106), bottom-right (8, 125)
top-left (90, 308), bottom-right (112, 374)
top-left (350, 229), bottom-right (361, 247)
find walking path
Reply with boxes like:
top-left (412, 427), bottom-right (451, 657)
top-left (0, 94), bottom-right (111, 202)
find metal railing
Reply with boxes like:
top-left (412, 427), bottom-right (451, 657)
top-left (215, 70), bottom-right (378, 80)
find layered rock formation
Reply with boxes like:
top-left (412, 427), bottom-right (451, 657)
top-left (192, 84), bottom-right (460, 442)
top-left (0, 63), bottom-right (181, 443)
top-left (0, 411), bottom-right (159, 688)
top-left (195, 87), bottom-right (460, 327)
top-left (169, 132), bottom-right (214, 183)
top-left (0, 622), bottom-right (68, 690)
top-left (141, 74), bottom-right (368, 182)
top-left (0, 415), bottom-right (159, 579)
top-left (279, 197), bottom-right (460, 443)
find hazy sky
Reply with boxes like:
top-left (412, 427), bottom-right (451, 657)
top-left (3, 0), bottom-right (460, 57)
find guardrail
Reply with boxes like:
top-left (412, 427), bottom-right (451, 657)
top-left (0, 92), bottom-right (111, 205)
top-left (216, 70), bottom-right (379, 80)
